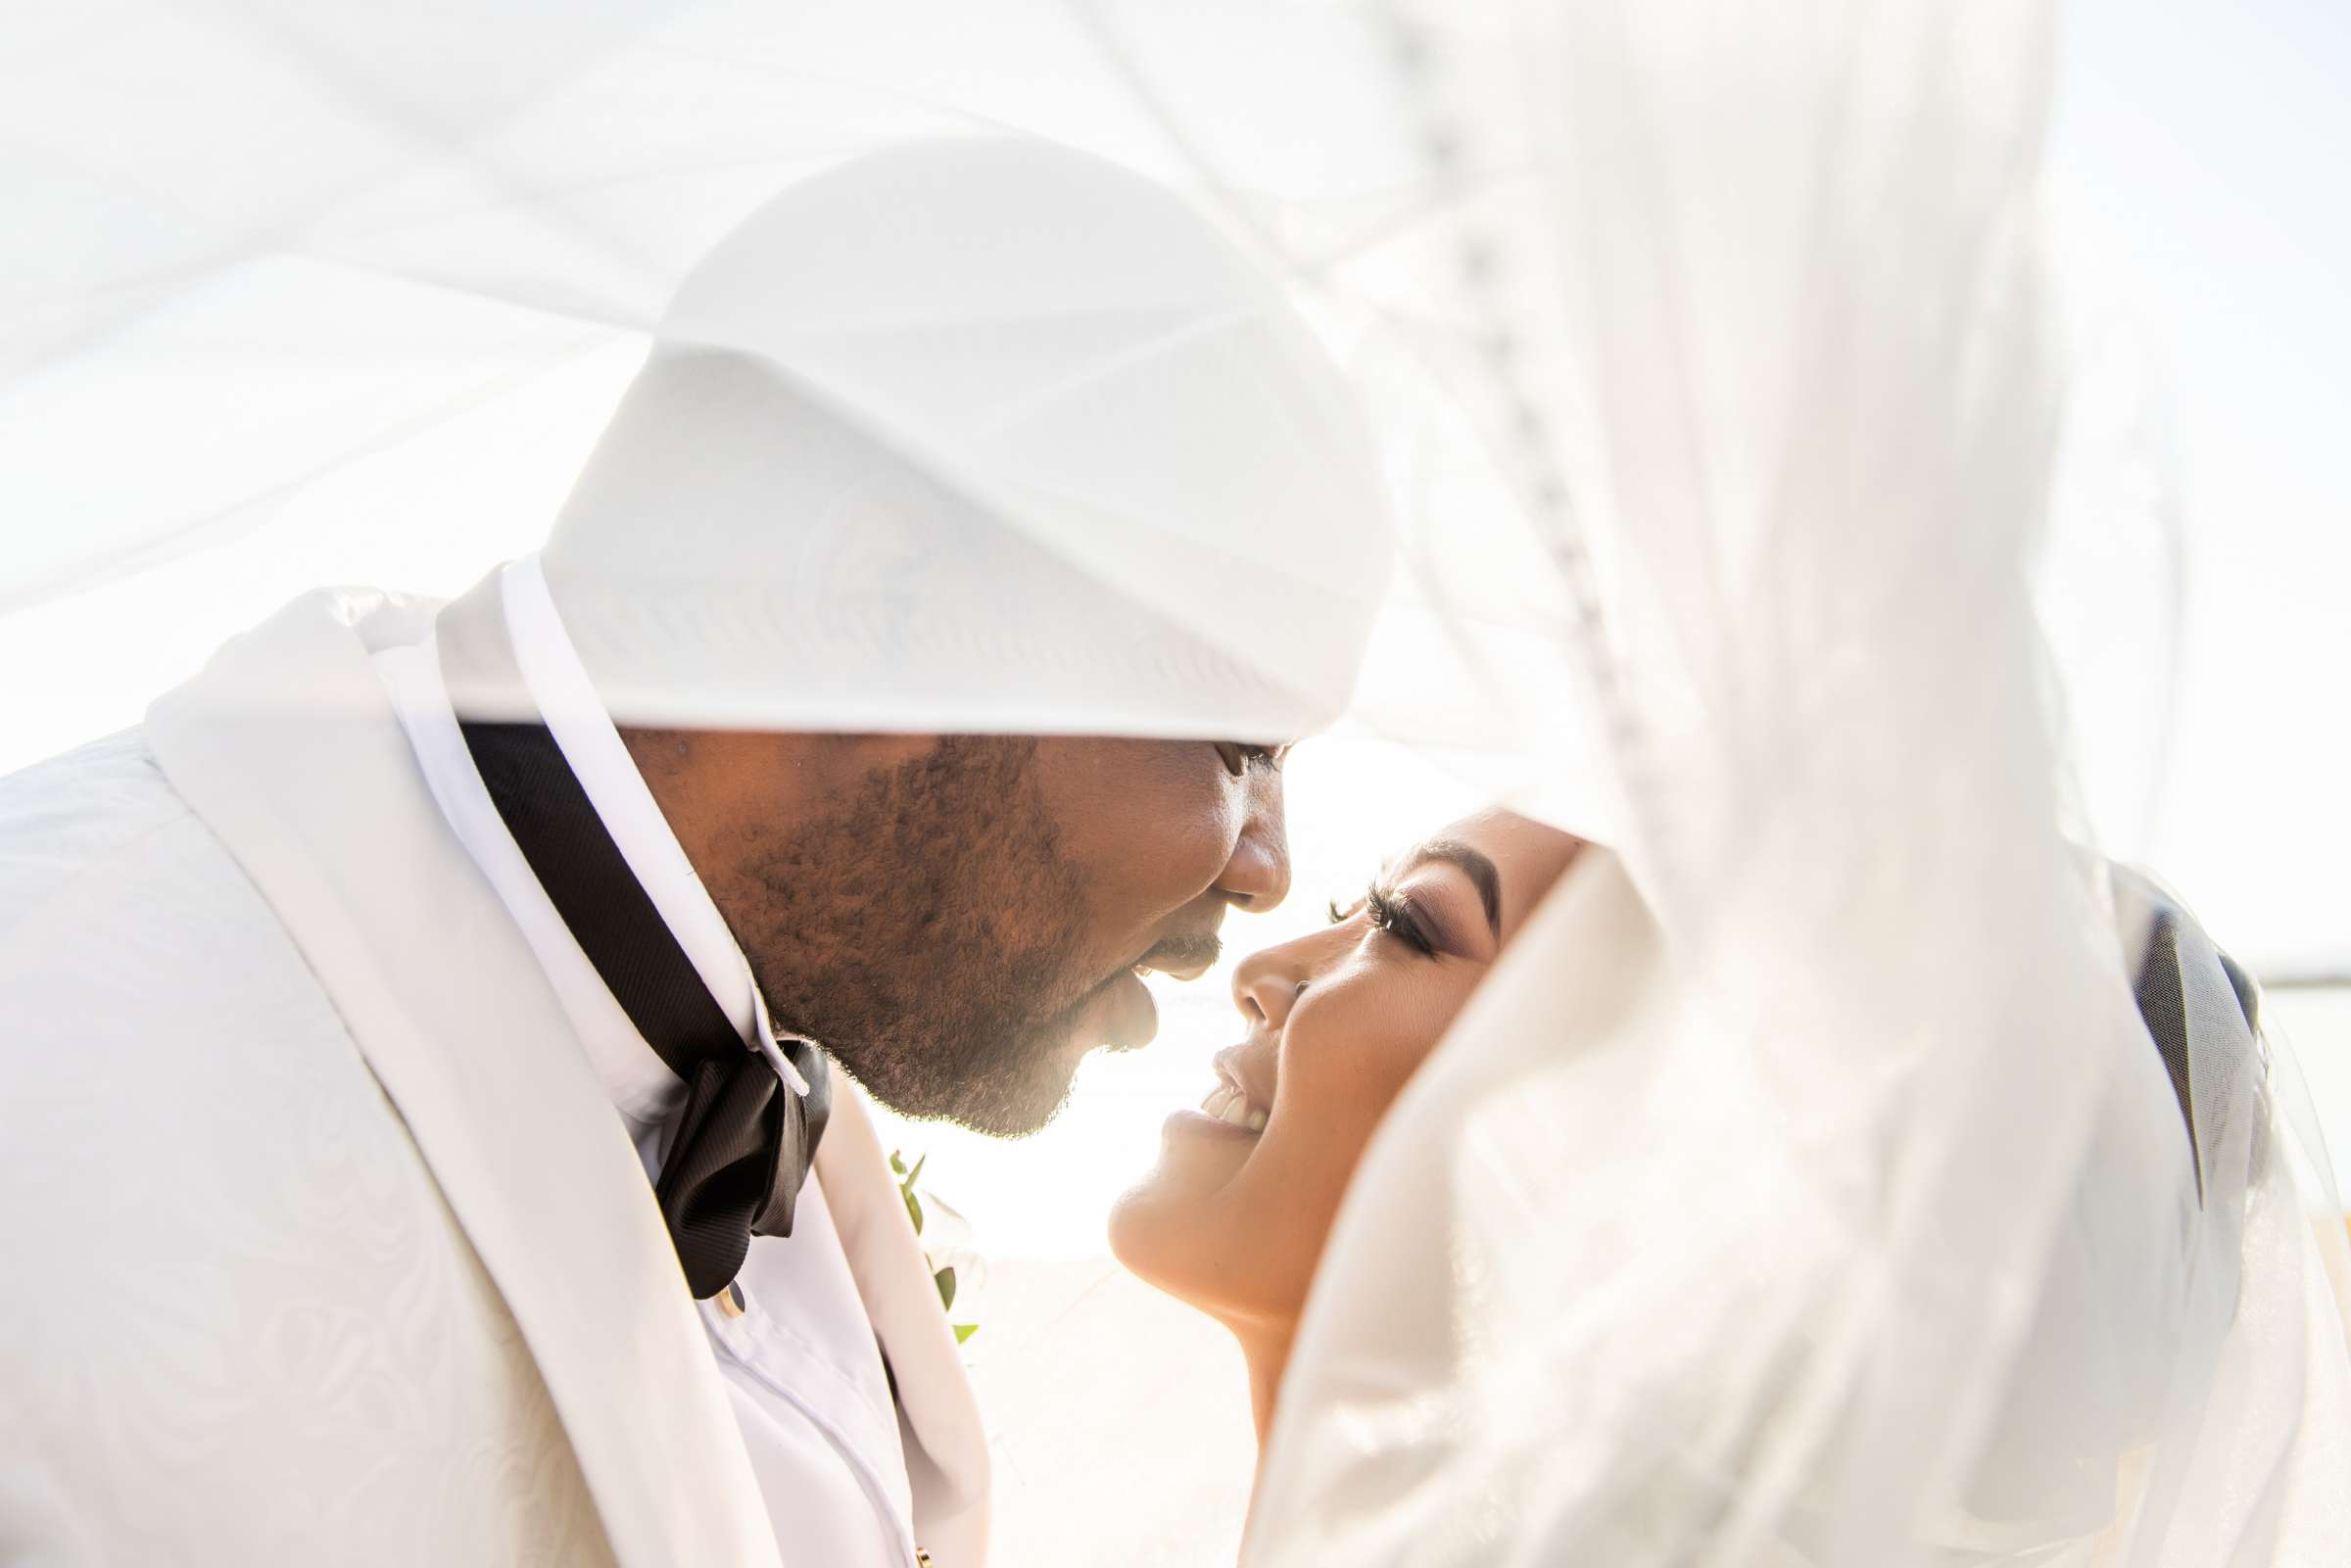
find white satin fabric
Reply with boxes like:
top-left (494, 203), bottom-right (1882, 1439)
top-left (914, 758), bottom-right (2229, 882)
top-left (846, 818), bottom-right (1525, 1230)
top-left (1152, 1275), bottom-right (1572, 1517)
top-left (0, 728), bottom-right (613, 1567)
top-left (0, 585), bottom-right (983, 1567)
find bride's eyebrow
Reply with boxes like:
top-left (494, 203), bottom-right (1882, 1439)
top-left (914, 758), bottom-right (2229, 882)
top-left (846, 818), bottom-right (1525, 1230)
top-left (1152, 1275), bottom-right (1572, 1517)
top-left (1395, 840), bottom-right (1503, 939)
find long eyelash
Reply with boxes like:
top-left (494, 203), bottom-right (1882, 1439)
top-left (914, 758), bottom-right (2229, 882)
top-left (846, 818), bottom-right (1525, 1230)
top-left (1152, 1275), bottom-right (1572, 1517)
top-left (1363, 882), bottom-right (1436, 957)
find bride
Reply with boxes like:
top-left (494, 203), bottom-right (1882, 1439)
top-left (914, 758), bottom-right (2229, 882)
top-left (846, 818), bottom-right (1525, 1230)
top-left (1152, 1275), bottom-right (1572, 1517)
top-left (1112, 801), bottom-right (2319, 1560)
top-left (1111, 810), bottom-right (1586, 1445)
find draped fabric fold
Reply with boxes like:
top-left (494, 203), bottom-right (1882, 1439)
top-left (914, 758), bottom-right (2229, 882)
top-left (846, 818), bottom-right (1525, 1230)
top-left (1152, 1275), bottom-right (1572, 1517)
top-left (1232, 5), bottom-right (2351, 1565)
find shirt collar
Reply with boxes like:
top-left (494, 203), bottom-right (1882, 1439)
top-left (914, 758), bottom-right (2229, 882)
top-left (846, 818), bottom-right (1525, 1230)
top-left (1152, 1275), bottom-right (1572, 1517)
top-left (375, 553), bottom-right (804, 1131)
top-left (498, 554), bottom-right (768, 1037)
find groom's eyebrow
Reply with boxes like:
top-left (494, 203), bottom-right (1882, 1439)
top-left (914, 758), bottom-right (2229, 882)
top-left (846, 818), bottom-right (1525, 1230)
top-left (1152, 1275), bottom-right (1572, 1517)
top-left (1403, 840), bottom-right (1502, 938)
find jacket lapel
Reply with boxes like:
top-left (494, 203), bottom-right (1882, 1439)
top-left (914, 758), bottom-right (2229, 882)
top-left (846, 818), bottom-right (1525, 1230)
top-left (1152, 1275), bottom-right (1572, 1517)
top-left (147, 588), bottom-right (782, 1568)
top-left (816, 1084), bottom-right (992, 1566)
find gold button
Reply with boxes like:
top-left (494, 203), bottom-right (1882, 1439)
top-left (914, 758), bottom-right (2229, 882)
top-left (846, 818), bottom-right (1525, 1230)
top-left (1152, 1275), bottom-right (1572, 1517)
top-left (717, 1282), bottom-right (746, 1318)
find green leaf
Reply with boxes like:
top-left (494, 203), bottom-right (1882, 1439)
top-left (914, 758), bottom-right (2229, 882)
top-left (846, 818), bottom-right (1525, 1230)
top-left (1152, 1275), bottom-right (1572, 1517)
top-left (888, 1150), bottom-right (907, 1177)
top-left (902, 1187), bottom-right (924, 1235)
top-left (904, 1152), bottom-right (929, 1189)
top-left (953, 1322), bottom-right (979, 1345)
top-left (934, 1265), bottom-right (957, 1311)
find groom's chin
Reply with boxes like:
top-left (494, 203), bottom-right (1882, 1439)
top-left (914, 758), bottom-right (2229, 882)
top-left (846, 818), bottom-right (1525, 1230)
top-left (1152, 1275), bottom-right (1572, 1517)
top-left (937, 978), bottom-right (1153, 1136)
top-left (830, 1032), bottom-right (1079, 1138)
top-left (947, 1074), bottom-right (1078, 1139)
top-left (934, 1039), bottom-right (1092, 1139)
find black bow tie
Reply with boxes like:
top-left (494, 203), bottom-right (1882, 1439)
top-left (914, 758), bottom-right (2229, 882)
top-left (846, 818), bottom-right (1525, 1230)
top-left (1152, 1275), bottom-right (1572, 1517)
top-left (440, 617), bottom-right (826, 1301)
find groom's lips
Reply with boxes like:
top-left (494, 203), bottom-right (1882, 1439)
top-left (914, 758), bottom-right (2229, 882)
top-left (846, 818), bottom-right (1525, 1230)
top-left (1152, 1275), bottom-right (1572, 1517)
top-left (1078, 930), bottom-right (1223, 1054)
top-left (1100, 968), bottom-right (1160, 1051)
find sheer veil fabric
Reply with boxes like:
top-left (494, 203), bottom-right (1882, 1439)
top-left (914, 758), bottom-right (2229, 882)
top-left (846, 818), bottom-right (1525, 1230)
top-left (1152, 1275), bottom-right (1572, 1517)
top-left (1218, 5), bottom-right (2351, 1566)
top-left (7, 2), bottom-right (2349, 1565)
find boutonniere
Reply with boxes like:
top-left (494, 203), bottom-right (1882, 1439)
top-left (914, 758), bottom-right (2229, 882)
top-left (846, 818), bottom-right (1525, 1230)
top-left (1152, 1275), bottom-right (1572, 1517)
top-left (889, 1149), bottom-right (982, 1347)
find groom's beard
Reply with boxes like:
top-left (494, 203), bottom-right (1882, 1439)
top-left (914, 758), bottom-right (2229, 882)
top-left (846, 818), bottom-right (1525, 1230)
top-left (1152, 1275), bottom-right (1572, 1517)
top-left (718, 736), bottom-right (1111, 1136)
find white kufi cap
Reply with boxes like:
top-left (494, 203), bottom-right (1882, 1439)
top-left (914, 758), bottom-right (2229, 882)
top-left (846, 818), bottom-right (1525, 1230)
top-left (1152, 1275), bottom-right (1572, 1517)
top-left (540, 138), bottom-right (1391, 740)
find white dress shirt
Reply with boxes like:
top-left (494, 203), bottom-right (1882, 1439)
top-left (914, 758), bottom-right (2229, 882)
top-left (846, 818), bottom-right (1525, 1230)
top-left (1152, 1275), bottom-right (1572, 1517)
top-left (375, 556), bottom-right (922, 1568)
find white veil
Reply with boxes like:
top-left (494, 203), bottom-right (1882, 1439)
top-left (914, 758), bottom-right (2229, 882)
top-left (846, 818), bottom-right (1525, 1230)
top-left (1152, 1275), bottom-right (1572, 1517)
top-left (1204, 4), bottom-right (2351, 1564)
top-left (6, 3), bottom-right (2347, 1564)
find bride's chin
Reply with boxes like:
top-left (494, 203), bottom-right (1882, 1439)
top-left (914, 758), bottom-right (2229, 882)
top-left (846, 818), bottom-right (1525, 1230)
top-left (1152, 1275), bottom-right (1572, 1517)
top-left (1104, 1179), bottom-right (1176, 1283)
top-left (1109, 1147), bottom-right (1221, 1231)
top-left (1110, 1157), bottom-right (1236, 1278)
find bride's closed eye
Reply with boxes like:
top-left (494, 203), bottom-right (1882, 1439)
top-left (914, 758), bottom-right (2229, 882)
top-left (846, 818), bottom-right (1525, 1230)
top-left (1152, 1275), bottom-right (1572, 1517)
top-left (1328, 883), bottom-right (1439, 958)
top-left (1366, 883), bottom-right (1440, 957)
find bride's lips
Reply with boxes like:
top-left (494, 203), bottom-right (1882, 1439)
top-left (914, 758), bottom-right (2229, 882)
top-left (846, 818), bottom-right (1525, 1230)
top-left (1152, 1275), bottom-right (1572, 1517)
top-left (1164, 1105), bottom-right (1261, 1144)
top-left (1169, 1040), bottom-right (1277, 1141)
top-left (1213, 1043), bottom-right (1277, 1117)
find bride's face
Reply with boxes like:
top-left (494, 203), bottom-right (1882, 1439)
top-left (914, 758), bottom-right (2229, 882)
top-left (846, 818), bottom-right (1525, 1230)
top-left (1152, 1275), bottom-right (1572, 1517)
top-left (1109, 808), bottom-right (1583, 1332)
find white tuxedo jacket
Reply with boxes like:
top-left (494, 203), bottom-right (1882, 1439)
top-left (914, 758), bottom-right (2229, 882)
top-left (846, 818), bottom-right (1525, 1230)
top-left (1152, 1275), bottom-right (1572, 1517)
top-left (0, 589), bottom-right (988, 1566)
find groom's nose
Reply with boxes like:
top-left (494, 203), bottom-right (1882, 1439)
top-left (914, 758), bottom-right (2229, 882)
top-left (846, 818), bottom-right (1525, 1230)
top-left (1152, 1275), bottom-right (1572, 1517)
top-left (1212, 768), bottom-right (1291, 913)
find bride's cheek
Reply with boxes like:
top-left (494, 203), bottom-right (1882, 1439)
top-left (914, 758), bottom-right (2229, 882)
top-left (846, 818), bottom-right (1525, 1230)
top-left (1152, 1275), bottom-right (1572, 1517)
top-left (1339, 973), bottom-right (1481, 1126)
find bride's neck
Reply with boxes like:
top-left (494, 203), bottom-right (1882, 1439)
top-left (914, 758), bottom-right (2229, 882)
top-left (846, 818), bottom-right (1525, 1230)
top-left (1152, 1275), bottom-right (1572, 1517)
top-left (1230, 1318), bottom-right (1295, 1451)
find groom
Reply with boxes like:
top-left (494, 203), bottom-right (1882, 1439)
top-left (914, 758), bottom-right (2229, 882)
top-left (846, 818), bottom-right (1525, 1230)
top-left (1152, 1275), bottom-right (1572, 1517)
top-left (0, 142), bottom-right (1388, 1567)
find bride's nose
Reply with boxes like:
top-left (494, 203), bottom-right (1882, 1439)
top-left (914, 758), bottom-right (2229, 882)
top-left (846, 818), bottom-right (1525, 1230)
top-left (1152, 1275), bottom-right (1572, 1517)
top-left (1232, 938), bottom-right (1311, 1030)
